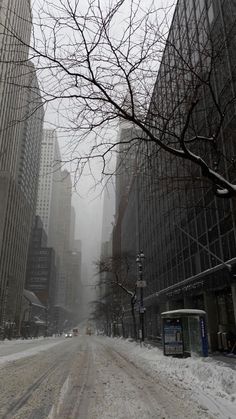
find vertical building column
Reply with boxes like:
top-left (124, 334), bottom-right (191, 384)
top-left (165, 300), bottom-right (170, 311)
top-left (204, 291), bottom-right (218, 352)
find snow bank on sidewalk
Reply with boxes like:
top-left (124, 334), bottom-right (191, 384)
top-left (107, 337), bottom-right (236, 419)
top-left (0, 338), bottom-right (65, 366)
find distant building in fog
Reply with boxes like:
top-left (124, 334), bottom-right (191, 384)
top-left (36, 130), bottom-right (74, 323)
top-left (25, 216), bottom-right (56, 307)
top-left (36, 129), bottom-right (61, 234)
top-left (66, 250), bottom-right (82, 321)
top-left (52, 170), bottom-right (72, 306)
top-left (101, 177), bottom-right (115, 252)
top-left (67, 214), bottom-right (82, 321)
top-left (73, 239), bottom-right (82, 253)
top-left (113, 120), bottom-right (139, 262)
top-left (70, 206), bottom-right (76, 250)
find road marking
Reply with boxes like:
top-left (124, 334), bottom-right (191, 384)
top-left (47, 376), bottom-right (70, 419)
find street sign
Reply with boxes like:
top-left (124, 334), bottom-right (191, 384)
top-left (136, 280), bottom-right (147, 288)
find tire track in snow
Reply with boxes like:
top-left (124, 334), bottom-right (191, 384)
top-left (1, 360), bottom-right (61, 419)
top-left (97, 338), bottom-right (214, 419)
top-left (49, 339), bottom-right (96, 419)
top-left (0, 339), bottom-right (79, 419)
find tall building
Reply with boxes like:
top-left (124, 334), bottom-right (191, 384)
top-left (70, 206), bottom-right (76, 250)
top-left (113, 120), bottom-right (140, 270)
top-left (25, 216), bottom-right (56, 308)
top-left (36, 129), bottom-right (61, 235)
top-left (68, 221), bottom-right (82, 320)
top-left (66, 250), bottom-right (82, 322)
top-left (0, 0), bottom-right (32, 177)
top-left (99, 176), bottom-right (115, 305)
top-left (131, 0), bottom-right (236, 349)
top-left (109, 121), bottom-right (141, 335)
top-left (54, 170), bottom-right (72, 306)
top-left (115, 119), bottom-right (138, 220)
top-left (36, 131), bottom-right (72, 304)
top-left (101, 176), bottom-right (115, 255)
top-left (36, 130), bottom-right (73, 315)
top-left (0, 1), bottom-right (44, 333)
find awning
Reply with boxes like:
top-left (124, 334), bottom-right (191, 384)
top-left (23, 289), bottom-right (46, 309)
top-left (144, 257), bottom-right (236, 304)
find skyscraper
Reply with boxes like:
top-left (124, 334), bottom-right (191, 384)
top-left (113, 119), bottom-right (140, 261)
top-left (25, 216), bottom-right (56, 308)
top-left (36, 130), bottom-right (72, 309)
top-left (0, 1), bottom-right (44, 333)
top-left (54, 170), bottom-right (72, 306)
top-left (121, 0), bottom-right (236, 349)
top-left (0, 0), bottom-right (32, 177)
top-left (36, 129), bottom-right (61, 235)
top-left (101, 176), bottom-right (115, 255)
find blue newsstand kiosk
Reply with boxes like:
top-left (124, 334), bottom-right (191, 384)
top-left (161, 309), bottom-right (208, 357)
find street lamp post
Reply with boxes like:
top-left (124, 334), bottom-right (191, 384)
top-left (136, 251), bottom-right (145, 342)
top-left (45, 304), bottom-right (49, 337)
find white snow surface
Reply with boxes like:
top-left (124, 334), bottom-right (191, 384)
top-left (0, 336), bottom-right (65, 365)
top-left (104, 337), bottom-right (236, 419)
top-left (0, 336), bottom-right (236, 418)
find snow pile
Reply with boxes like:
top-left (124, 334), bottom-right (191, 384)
top-left (0, 337), bottom-right (65, 366)
top-left (108, 338), bottom-right (236, 419)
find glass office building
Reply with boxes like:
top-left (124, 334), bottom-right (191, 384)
top-left (126, 0), bottom-right (236, 349)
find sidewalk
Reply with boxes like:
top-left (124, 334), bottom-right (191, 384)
top-left (211, 352), bottom-right (236, 370)
top-left (146, 339), bottom-right (236, 370)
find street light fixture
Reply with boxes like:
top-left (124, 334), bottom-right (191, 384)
top-left (136, 250), bottom-right (146, 342)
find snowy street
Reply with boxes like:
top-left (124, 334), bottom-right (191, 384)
top-left (0, 336), bottom-right (235, 419)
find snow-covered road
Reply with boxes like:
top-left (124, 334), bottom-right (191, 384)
top-left (0, 336), bottom-right (235, 418)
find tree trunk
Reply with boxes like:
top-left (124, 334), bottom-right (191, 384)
top-left (131, 301), bottom-right (137, 340)
top-left (121, 318), bottom-right (125, 338)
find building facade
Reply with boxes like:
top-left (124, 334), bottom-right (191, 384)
top-left (20, 289), bottom-right (47, 339)
top-left (0, 1), bottom-right (44, 334)
top-left (52, 169), bottom-right (72, 306)
top-left (36, 130), bottom-right (73, 321)
top-left (25, 216), bottom-right (56, 308)
top-left (66, 250), bottom-right (81, 322)
top-left (138, 0), bottom-right (236, 349)
top-left (0, 0), bottom-right (32, 177)
top-left (66, 223), bottom-right (82, 322)
top-left (36, 129), bottom-right (61, 235)
top-left (113, 119), bottom-right (140, 259)
top-left (114, 0), bottom-right (236, 350)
